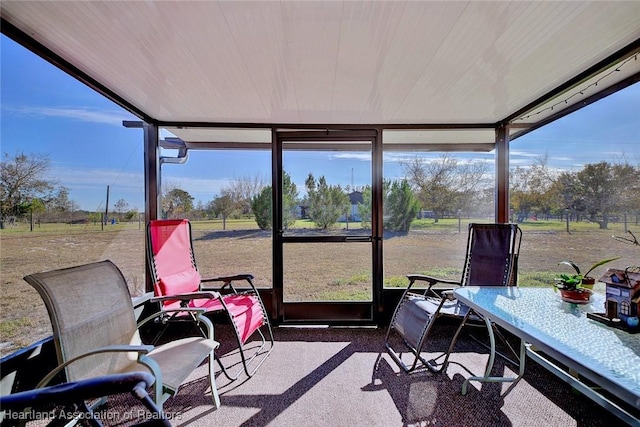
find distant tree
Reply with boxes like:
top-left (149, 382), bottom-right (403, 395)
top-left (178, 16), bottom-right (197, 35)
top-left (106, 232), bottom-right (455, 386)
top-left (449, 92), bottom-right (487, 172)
top-left (475, 187), bottom-right (495, 219)
top-left (124, 210), bottom-right (138, 222)
top-left (251, 186), bottom-right (272, 230)
top-left (548, 171), bottom-right (581, 220)
top-left (227, 174), bottom-right (267, 215)
top-left (403, 154), bottom-right (488, 221)
top-left (620, 163), bottom-right (640, 219)
top-left (358, 181), bottom-right (392, 229)
top-left (211, 191), bottom-right (236, 230)
top-left (49, 186), bottom-right (72, 212)
top-left (68, 200), bottom-right (79, 223)
top-left (282, 172), bottom-right (299, 229)
top-left (510, 156), bottom-right (557, 222)
top-left (0, 152), bottom-right (54, 218)
top-left (88, 211), bottom-right (102, 224)
top-left (385, 179), bottom-right (419, 232)
top-left (162, 188), bottom-right (194, 218)
top-left (250, 172), bottom-right (298, 230)
top-left (114, 199), bottom-right (129, 220)
top-left (24, 198), bottom-right (46, 228)
top-left (192, 200), bottom-right (207, 219)
top-left (358, 185), bottom-right (372, 228)
top-left (305, 174), bottom-right (349, 229)
top-left (28, 198), bottom-right (46, 216)
top-left (575, 161), bottom-right (637, 229)
top-left (42, 186), bottom-right (79, 223)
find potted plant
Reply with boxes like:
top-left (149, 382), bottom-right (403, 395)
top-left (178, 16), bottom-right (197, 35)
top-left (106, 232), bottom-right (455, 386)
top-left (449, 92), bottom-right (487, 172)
top-left (558, 257), bottom-right (621, 290)
top-left (554, 273), bottom-right (593, 303)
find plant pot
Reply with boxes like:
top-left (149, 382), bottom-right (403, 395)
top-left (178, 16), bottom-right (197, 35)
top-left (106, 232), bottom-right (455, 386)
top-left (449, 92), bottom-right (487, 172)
top-left (580, 277), bottom-right (596, 290)
top-left (559, 288), bottom-right (593, 304)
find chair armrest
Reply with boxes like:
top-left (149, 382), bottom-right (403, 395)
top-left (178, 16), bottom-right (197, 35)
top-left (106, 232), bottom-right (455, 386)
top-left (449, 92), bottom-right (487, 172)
top-left (0, 372), bottom-right (156, 411)
top-left (407, 274), bottom-right (461, 287)
top-left (202, 273), bottom-right (255, 283)
top-left (36, 345), bottom-right (154, 388)
top-left (201, 274), bottom-right (258, 294)
top-left (137, 307), bottom-right (207, 328)
top-left (441, 290), bottom-right (458, 301)
top-left (150, 291), bottom-right (220, 304)
top-left (404, 274), bottom-right (461, 299)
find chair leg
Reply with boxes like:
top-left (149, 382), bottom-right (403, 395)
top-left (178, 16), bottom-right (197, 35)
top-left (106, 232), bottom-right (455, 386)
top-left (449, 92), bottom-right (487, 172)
top-left (427, 309), bottom-right (473, 373)
top-left (386, 318), bottom-right (442, 373)
top-left (384, 296), bottom-right (424, 373)
top-left (385, 294), bottom-right (454, 373)
top-left (132, 381), bottom-right (172, 427)
top-left (208, 352), bottom-right (221, 410)
top-left (384, 288), bottom-right (422, 371)
top-left (386, 319), bottom-right (456, 374)
top-left (217, 319), bottom-right (274, 381)
top-left (213, 286), bottom-right (275, 381)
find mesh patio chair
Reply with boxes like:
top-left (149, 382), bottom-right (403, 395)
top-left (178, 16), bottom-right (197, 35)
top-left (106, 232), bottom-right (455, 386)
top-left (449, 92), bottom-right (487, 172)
top-left (147, 219), bottom-right (274, 381)
top-left (385, 223), bottom-right (522, 373)
top-left (0, 371), bottom-right (170, 427)
top-left (23, 260), bottom-right (220, 414)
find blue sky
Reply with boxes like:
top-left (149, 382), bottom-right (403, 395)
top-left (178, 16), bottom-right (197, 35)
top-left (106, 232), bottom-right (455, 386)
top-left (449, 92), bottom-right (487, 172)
top-left (2, 35), bottom-right (638, 211)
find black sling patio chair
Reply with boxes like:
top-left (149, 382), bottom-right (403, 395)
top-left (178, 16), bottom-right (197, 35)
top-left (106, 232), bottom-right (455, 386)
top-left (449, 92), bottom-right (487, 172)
top-left (385, 223), bottom-right (522, 373)
top-left (0, 371), bottom-right (170, 427)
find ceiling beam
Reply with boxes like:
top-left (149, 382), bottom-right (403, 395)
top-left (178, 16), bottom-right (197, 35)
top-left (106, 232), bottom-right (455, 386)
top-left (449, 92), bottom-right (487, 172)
top-left (500, 37), bottom-right (640, 127)
top-left (510, 71), bottom-right (640, 141)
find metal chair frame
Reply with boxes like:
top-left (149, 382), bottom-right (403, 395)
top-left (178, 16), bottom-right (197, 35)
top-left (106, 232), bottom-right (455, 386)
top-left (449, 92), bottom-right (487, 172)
top-left (147, 219), bottom-right (274, 381)
top-left (0, 371), bottom-right (170, 427)
top-left (22, 260), bottom-right (220, 414)
top-left (385, 223), bottom-right (522, 374)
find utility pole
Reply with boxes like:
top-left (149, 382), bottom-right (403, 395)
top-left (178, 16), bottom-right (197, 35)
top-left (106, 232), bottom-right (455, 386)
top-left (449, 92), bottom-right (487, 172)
top-left (104, 185), bottom-right (110, 226)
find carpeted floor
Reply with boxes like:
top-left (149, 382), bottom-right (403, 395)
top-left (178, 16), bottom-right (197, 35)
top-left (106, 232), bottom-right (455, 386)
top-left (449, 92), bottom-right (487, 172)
top-left (96, 323), bottom-right (634, 427)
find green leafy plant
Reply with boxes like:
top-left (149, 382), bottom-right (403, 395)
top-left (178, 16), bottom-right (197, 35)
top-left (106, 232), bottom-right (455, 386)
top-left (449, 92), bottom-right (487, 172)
top-left (555, 257), bottom-right (620, 292)
top-left (554, 273), bottom-right (584, 291)
top-left (558, 257), bottom-right (621, 280)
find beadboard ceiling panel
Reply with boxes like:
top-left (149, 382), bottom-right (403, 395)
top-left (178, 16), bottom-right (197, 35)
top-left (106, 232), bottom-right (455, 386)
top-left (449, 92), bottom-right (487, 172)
top-left (2, 0), bottom-right (639, 139)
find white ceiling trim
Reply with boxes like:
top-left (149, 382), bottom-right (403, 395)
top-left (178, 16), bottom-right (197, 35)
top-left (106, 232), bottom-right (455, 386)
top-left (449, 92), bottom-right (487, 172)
top-left (2, 1), bottom-right (639, 130)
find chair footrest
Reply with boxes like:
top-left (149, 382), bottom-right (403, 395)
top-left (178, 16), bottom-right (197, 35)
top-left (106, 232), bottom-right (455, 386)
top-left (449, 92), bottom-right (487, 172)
top-left (393, 296), bottom-right (438, 348)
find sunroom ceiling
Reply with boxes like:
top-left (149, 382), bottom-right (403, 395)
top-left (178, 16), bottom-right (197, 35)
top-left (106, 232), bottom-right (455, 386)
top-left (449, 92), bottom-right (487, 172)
top-left (2, 1), bottom-right (640, 147)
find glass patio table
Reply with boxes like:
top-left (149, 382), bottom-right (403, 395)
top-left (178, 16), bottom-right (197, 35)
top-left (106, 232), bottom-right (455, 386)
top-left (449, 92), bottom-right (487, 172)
top-left (454, 286), bottom-right (640, 426)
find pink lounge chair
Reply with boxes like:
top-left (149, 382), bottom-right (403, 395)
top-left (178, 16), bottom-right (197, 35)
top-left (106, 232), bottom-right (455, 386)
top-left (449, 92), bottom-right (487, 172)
top-left (147, 219), bottom-right (273, 380)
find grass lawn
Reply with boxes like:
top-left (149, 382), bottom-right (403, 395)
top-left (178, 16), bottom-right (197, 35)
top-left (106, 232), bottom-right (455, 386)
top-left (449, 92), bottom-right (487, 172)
top-left (1, 217), bottom-right (638, 354)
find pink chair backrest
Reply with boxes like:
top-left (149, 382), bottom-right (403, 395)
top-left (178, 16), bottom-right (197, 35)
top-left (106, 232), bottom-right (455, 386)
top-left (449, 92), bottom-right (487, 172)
top-left (149, 219), bottom-right (202, 297)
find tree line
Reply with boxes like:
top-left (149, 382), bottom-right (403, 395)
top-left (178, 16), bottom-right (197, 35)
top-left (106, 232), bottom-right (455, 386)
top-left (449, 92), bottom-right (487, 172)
top-left (0, 152), bottom-right (82, 226)
top-left (2, 151), bottom-right (639, 231)
top-left (0, 152), bottom-right (139, 226)
top-left (510, 155), bottom-right (640, 229)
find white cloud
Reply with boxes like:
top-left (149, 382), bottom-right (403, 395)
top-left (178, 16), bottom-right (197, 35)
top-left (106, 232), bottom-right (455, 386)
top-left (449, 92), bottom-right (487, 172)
top-left (510, 150), bottom-right (541, 158)
top-left (47, 166), bottom-right (143, 209)
top-left (162, 176), bottom-right (232, 199)
top-left (4, 105), bottom-right (137, 126)
top-left (49, 166), bottom-right (142, 189)
top-left (47, 165), bottom-right (231, 209)
top-left (331, 152), bottom-right (371, 161)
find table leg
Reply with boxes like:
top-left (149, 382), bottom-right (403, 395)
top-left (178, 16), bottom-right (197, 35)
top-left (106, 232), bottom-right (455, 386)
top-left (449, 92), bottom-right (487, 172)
top-left (462, 313), bottom-right (527, 395)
